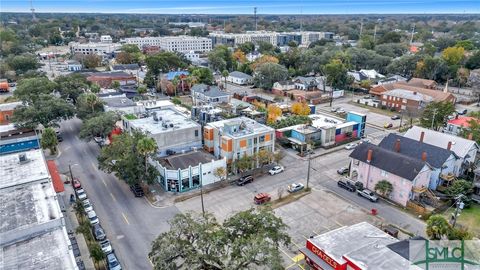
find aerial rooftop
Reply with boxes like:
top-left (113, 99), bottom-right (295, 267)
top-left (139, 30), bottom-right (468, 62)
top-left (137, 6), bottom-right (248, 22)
top-left (128, 108), bottom-right (200, 134)
top-left (207, 117), bottom-right (273, 138)
top-left (0, 149), bottom-right (49, 189)
top-left (309, 114), bottom-right (343, 129)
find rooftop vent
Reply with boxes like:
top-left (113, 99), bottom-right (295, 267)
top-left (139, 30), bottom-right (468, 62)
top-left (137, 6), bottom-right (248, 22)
top-left (18, 153), bottom-right (28, 164)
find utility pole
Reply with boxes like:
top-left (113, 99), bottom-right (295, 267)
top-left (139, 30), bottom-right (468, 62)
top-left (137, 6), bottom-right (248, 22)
top-left (254, 7), bottom-right (258, 31)
top-left (200, 177), bottom-right (205, 217)
top-left (306, 152), bottom-right (311, 189)
top-left (410, 23), bottom-right (416, 45)
top-left (359, 22), bottom-right (363, 37)
top-left (431, 108), bottom-right (438, 130)
top-left (451, 195), bottom-right (464, 228)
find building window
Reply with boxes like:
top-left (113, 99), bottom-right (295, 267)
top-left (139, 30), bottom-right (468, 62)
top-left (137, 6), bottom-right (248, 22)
top-left (254, 138), bottom-right (257, 144)
top-left (195, 130), bottom-right (199, 137)
top-left (192, 176), bottom-right (200, 186)
top-left (259, 136), bottom-right (265, 143)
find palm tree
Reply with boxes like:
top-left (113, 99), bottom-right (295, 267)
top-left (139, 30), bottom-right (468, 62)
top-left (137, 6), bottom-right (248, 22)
top-left (89, 243), bottom-right (106, 268)
top-left (137, 137), bottom-right (158, 175)
top-left (374, 180), bottom-right (393, 197)
top-left (172, 76), bottom-right (180, 96)
top-left (426, 215), bottom-right (451, 240)
top-left (84, 93), bottom-right (101, 114)
top-left (221, 70), bottom-right (229, 90)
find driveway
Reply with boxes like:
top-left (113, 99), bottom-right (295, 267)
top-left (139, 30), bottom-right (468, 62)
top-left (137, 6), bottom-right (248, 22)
top-left (57, 118), bottom-right (180, 270)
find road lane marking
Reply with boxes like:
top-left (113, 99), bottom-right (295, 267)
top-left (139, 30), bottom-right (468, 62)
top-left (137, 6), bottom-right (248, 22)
top-left (122, 212), bottom-right (130, 225)
top-left (91, 162), bottom-right (97, 170)
top-left (110, 192), bottom-right (116, 201)
top-left (102, 179), bottom-right (107, 187)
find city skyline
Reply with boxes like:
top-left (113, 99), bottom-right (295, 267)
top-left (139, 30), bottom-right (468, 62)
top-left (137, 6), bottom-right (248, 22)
top-left (2, 0), bottom-right (480, 14)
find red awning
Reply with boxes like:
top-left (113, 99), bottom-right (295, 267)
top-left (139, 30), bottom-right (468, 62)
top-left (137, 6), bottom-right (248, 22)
top-left (47, 160), bottom-right (65, 193)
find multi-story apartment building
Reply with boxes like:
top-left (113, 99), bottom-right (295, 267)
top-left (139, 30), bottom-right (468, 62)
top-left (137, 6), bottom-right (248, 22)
top-left (69, 41), bottom-right (121, 56)
top-left (204, 117), bottom-right (275, 164)
top-left (100, 35), bottom-right (113, 43)
top-left (123, 36), bottom-right (212, 53)
top-left (210, 31), bottom-right (333, 47)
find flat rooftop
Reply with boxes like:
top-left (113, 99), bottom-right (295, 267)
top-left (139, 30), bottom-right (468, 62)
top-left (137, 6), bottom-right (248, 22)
top-left (0, 227), bottom-right (76, 270)
top-left (128, 108), bottom-right (200, 134)
top-left (101, 96), bottom-right (136, 108)
top-left (0, 180), bottom-right (61, 234)
top-left (0, 149), bottom-right (50, 189)
top-left (207, 117), bottom-right (274, 138)
top-left (161, 150), bottom-right (217, 170)
top-left (309, 114), bottom-right (343, 129)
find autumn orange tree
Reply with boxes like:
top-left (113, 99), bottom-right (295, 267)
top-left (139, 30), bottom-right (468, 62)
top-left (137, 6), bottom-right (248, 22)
top-left (291, 102), bottom-right (311, 116)
top-left (233, 50), bottom-right (247, 64)
top-left (250, 55), bottom-right (279, 70)
top-left (267, 104), bottom-right (282, 124)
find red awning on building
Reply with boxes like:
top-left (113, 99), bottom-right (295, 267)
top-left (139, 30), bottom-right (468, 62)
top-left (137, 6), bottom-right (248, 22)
top-left (47, 160), bottom-right (65, 193)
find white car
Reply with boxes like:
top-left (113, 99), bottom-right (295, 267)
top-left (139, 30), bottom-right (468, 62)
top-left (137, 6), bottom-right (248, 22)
top-left (82, 199), bottom-right (93, 212)
top-left (337, 108), bottom-right (346, 114)
top-left (269, 165), bottom-right (284, 175)
top-left (100, 239), bottom-right (113, 254)
top-left (330, 107), bottom-right (338, 112)
top-left (75, 188), bottom-right (87, 201)
top-left (287, 183), bottom-right (305, 193)
top-left (344, 143), bottom-right (358, 150)
top-left (87, 210), bottom-right (99, 225)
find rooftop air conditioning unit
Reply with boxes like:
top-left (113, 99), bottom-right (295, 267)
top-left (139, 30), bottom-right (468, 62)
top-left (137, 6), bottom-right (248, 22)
top-left (19, 153), bottom-right (28, 163)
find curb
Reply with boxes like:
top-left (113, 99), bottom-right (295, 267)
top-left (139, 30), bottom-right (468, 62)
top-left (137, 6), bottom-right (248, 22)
top-left (144, 196), bottom-right (174, 209)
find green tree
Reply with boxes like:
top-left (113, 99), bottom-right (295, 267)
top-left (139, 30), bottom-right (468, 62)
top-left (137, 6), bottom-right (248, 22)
top-left (90, 84), bottom-right (101, 94)
top-left (146, 52), bottom-right (188, 76)
top-left (459, 112), bottom-right (480, 145)
top-left (257, 41), bottom-right (275, 54)
top-left (54, 74), bottom-right (89, 102)
top-left (76, 93), bottom-right (104, 120)
top-left (287, 40), bottom-right (298, 47)
top-left (208, 45), bottom-right (234, 71)
top-left (359, 35), bottom-right (375, 50)
top-left (137, 85), bottom-right (147, 95)
top-left (253, 63), bottom-right (288, 90)
top-left (190, 67), bottom-right (214, 85)
top-left (79, 112), bottom-right (120, 141)
top-left (213, 167), bottom-right (226, 181)
top-left (89, 243), bottom-right (106, 268)
top-left (374, 180), bottom-right (393, 197)
top-left (149, 209), bottom-right (291, 270)
top-left (41, 127), bottom-right (59, 155)
top-left (445, 180), bottom-right (474, 205)
top-left (111, 81), bottom-right (121, 90)
top-left (377, 31), bottom-right (403, 44)
top-left (386, 54), bottom-right (422, 78)
top-left (12, 95), bottom-right (75, 128)
top-left (14, 77), bottom-right (57, 102)
top-left (455, 40), bottom-right (475, 51)
top-left (465, 51), bottom-right (480, 70)
top-left (426, 215), bottom-right (451, 240)
top-left (414, 56), bottom-right (449, 82)
top-left (235, 155), bottom-right (254, 174)
top-left (419, 101), bottom-right (455, 130)
top-left (237, 42), bottom-right (255, 54)
top-left (374, 43), bottom-right (408, 58)
top-left (82, 54), bottom-right (102, 69)
top-left (97, 132), bottom-right (159, 185)
top-left (323, 59), bottom-right (353, 90)
top-left (137, 137), bottom-right (158, 175)
top-left (221, 70), bottom-right (229, 88)
top-left (6, 55), bottom-right (40, 75)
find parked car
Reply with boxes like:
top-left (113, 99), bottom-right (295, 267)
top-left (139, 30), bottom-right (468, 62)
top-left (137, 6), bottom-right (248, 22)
top-left (344, 143), bottom-right (357, 150)
top-left (87, 210), bottom-right (99, 225)
top-left (268, 165), bottom-right (284, 175)
top-left (456, 109), bottom-right (467, 115)
top-left (236, 175), bottom-right (254, 186)
top-left (330, 107), bottom-right (338, 112)
top-left (359, 138), bottom-right (371, 144)
top-left (384, 123), bottom-right (393, 129)
top-left (92, 224), bottom-right (106, 241)
top-left (75, 188), bottom-right (87, 200)
top-left (391, 115), bottom-right (400, 120)
top-left (129, 184), bottom-right (144, 197)
top-left (254, 193), bottom-right (271, 205)
top-left (56, 134), bottom-right (64, 142)
top-left (100, 239), bottom-right (113, 254)
top-left (106, 253), bottom-right (122, 270)
top-left (82, 199), bottom-right (93, 212)
top-left (337, 167), bottom-right (349, 175)
top-left (73, 179), bottom-right (82, 189)
top-left (287, 183), bottom-right (305, 193)
top-left (357, 189), bottom-right (379, 202)
top-left (337, 179), bottom-right (356, 192)
top-left (336, 108), bottom-right (346, 114)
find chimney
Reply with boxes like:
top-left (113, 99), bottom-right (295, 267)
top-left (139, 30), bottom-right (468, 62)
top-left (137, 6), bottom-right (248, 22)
top-left (419, 131), bottom-right (425, 143)
top-left (413, 91), bottom-right (417, 95)
top-left (367, 149), bottom-right (373, 163)
top-left (455, 114), bottom-right (459, 120)
top-left (447, 141), bottom-right (452, 150)
top-left (421, 151), bottom-right (427, 161)
top-left (468, 133), bottom-right (473, 140)
top-left (394, 139), bottom-right (401, 152)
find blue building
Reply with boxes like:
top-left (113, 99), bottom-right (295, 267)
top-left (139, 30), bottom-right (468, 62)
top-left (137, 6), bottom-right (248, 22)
top-left (346, 112), bottom-right (367, 138)
top-left (0, 126), bottom-right (40, 155)
top-left (166, 71), bottom-right (190, 81)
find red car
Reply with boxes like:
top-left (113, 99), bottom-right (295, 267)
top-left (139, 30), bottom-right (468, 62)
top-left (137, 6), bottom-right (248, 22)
top-left (73, 179), bottom-right (81, 189)
top-left (254, 193), bottom-right (271, 205)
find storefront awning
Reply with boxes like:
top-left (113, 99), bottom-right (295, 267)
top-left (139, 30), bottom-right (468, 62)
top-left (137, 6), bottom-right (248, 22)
top-left (287, 137), bottom-right (306, 146)
top-left (300, 247), bottom-right (335, 270)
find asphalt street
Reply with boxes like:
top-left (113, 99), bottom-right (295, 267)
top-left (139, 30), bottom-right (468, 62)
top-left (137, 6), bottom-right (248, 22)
top-left (57, 118), bottom-right (180, 270)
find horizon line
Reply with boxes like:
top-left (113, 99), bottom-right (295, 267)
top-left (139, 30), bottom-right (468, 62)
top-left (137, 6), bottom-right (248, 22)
top-left (2, 11), bottom-right (480, 15)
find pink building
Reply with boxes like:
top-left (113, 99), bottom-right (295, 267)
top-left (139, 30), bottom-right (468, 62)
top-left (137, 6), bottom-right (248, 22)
top-left (349, 143), bottom-right (432, 206)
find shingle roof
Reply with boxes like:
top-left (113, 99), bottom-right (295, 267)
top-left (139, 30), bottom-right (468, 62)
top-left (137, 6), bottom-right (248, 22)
top-left (228, 71), bottom-right (253, 80)
top-left (378, 133), bottom-right (456, 168)
top-left (349, 142), bottom-right (428, 181)
top-left (370, 83), bottom-right (454, 102)
top-left (191, 84), bottom-right (230, 98)
top-left (111, 64), bottom-right (140, 71)
top-left (448, 116), bottom-right (479, 128)
top-left (404, 126), bottom-right (479, 159)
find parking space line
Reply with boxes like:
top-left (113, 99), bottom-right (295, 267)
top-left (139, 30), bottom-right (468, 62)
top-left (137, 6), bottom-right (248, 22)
top-left (122, 212), bottom-right (130, 225)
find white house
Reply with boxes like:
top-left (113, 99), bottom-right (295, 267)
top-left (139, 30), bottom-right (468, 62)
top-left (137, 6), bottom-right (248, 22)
top-left (226, 71), bottom-right (253, 85)
top-left (149, 150), bottom-right (227, 193)
top-left (191, 84), bottom-right (231, 105)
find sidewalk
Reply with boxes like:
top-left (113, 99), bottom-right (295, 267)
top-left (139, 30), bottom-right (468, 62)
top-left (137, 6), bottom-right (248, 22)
top-left (61, 174), bottom-right (96, 270)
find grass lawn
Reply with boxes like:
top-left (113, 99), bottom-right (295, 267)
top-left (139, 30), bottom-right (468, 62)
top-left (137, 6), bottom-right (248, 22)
top-left (444, 203), bottom-right (480, 237)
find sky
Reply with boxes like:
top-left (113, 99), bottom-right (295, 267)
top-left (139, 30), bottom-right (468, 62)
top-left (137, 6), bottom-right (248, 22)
top-left (2, 0), bottom-right (480, 14)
